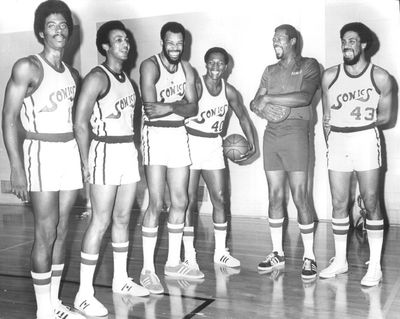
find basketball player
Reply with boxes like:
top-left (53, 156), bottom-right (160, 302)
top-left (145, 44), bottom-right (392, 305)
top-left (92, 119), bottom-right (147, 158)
top-left (182, 47), bottom-right (256, 272)
top-left (250, 24), bottom-right (320, 280)
top-left (2, 1), bottom-right (84, 318)
top-left (140, 21), bottom-right (203, 294)
top-left (319, 22), bottom-right (392, 286)
top-left (72, 21), bottom-right (149, 316)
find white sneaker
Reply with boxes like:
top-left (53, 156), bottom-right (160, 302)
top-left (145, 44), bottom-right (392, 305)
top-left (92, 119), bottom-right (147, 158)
top-left (74, 293), bottom-right (108, 317)
top-left (214, 249), bottom-right (240, 268)
top-left (319, 257), bottom-right (348, 279)
top-left (140, 270), bottom-right (164, 294)
top-left (112, 277), bottom-right (150, 297)
top-left (54, 300), bottom-right (85, 319)
top-left (164, 262), bottom-right (205, 279)
top-left (361, 262), bottom-right (382, 287)
top-left (183, 253), bottom-right (201, 271)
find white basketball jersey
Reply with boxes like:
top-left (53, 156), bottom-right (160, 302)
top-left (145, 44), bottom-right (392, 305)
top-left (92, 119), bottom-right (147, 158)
top-left (90, 65), bottom-right (136, 136)
top-left (185, 76), bottom-right (229, 134)
top-left (21, 54), bottom-right (76, 133)
top-left (145, 54), bottom-right (186, 122)
top-left (328, 63), bottom-right (380, 128)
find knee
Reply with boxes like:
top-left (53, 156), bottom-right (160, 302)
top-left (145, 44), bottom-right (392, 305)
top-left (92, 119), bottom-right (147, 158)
top-left (35, 224), bottom-right (57, 247)
top-left (292, 188), bottom-right (307, 209)
top-left (91, 211), bottom-right (112, 235)
top-left (362, 193), bottom-right (379, 213)
top-left (171, 194), bottom-right (188, 211)
top-left (113, 211), bottom-right (131, 229)
top-left (331, 195), bottom-right (349, 213)
top-left (148, 197), bottom-right (165, 214)
top-left (269, 189), bottom-right (285, 207)
top-left (211, 190), bottom-right (226, 210)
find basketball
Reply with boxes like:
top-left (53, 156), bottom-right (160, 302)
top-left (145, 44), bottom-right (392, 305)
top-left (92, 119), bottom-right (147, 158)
top-left (223, 134), bottom-right (249, 162)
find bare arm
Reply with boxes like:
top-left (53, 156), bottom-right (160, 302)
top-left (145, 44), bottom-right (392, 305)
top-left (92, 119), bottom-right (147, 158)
top-left (226, 83), bottom-right (256, 161)
top-left (73, 68), bottom-right (107, 182)
top-left (2, 57), bottom-right (38, 201)
top-left (140, 58), bottom-right (198, 119)
top-left (321, 67), bottom-right (338, 140)
top-left (374, 67), bottom-right (393, 126)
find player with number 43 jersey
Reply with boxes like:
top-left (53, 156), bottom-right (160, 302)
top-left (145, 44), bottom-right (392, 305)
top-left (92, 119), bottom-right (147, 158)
top-left (321, 22), bottom-right (393, 288)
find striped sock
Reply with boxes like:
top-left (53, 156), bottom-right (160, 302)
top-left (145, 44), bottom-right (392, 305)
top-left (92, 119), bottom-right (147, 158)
top-left (269, 217), bottom-right (284, 255)
top-left (183, 226), bottom-right (196, 259)
top-left (31, 270), bottom-right (53, 318)
top-left (112, 241), bottom-right (129, 281)
top-left (78, 252), bottom-right (98, 296)
top-left (214, 222), bottom-right (228, 253)
top-left (166, 223), bottom-right (184, 267)
top-left (50, 264), bottom-right (64, 306)
top-left (299, 222), bottom-right (315, 260)
top-left (365, 219), bottom-right (384, 267)
top-left (332, 217), bottom-right (349, 264)
top-left (142, 226), bottom-right (158, 273)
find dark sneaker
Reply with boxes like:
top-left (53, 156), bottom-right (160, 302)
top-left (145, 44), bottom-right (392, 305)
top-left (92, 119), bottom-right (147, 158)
top-left (301, 258), bottom-right (317, 280)
top-left (258, 251), bottom-right (285, 273)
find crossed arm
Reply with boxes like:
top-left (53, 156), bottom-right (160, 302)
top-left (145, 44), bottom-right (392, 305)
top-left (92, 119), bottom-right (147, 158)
top-left (140, 58), bottom-right (198, 119)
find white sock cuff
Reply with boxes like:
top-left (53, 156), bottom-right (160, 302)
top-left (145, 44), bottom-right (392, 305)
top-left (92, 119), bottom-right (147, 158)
top-left (366, 219), bottom-right (384, 226)
top-left (332, 216), bottom-right (350, 224)
top-left (31, 271), bottom-right (52, 280)
top-left (269, 217), bottom-right (284, 226)
top-left (112, 241), bottom-right (129, 248)
top-left (213, 222), bottom-right (227, 231)
top-left (81, 252), bottom-right (99, 261)
top-left (168, 222), bottom-right (184, 229)
top-left (51, 264), bottom-right (64, 272)
top-left (299, 222), bottom-right (314, 233)
top-left (142, 226), bottom-right (158, 237)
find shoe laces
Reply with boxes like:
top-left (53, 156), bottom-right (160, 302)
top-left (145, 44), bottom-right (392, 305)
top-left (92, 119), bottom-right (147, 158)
top-left (264, 251), bottom-right (277, 262)
top-left (303, 258), bottom-right (313, 271)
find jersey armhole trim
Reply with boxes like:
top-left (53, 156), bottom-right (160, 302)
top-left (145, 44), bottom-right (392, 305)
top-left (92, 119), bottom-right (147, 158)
top-left (328, 65), bottom-right (340, 89)
top-left (370, 65), bottom-right (381, 95)
top-left (96, 66), bottom-right (111, 100)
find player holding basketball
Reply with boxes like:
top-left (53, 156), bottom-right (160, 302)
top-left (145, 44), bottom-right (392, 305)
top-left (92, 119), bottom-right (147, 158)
top-left (2, 1), bottom-right (84, 318)
top-left (182, 47), bottom-right (256, 272)
top-left (319, 22), bottom-right (392, 286)
top-left (72, 21), bottom-right (149, 316)
top-left (139, 21), bottom-right (203, 294)
top-left (250, 24), bottom-right (320, 280)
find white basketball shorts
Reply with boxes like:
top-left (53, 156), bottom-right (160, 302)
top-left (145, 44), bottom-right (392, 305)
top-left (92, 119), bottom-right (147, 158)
top-left (23, 139), bottom-right (82, 192)
top-left (327, 127), bottom-right (381, 172)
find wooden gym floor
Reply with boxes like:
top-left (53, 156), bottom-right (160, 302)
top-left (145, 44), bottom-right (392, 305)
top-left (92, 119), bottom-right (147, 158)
top-left (0, 204), bottom-right (399, 318)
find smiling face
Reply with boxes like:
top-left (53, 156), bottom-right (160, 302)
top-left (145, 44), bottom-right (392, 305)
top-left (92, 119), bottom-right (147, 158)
top-left (162, 31), bottom-right (184, 65)
top-left (272, 28), bottom-right (295, 60)
top-left (205, 52), bottom-right (227, 81)
top-left (40, 13), bottom-right (69, 50)
top-left (105, 29), bottom-right (130, 61)
top-left (341, 31), bottom-right (365, 65)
